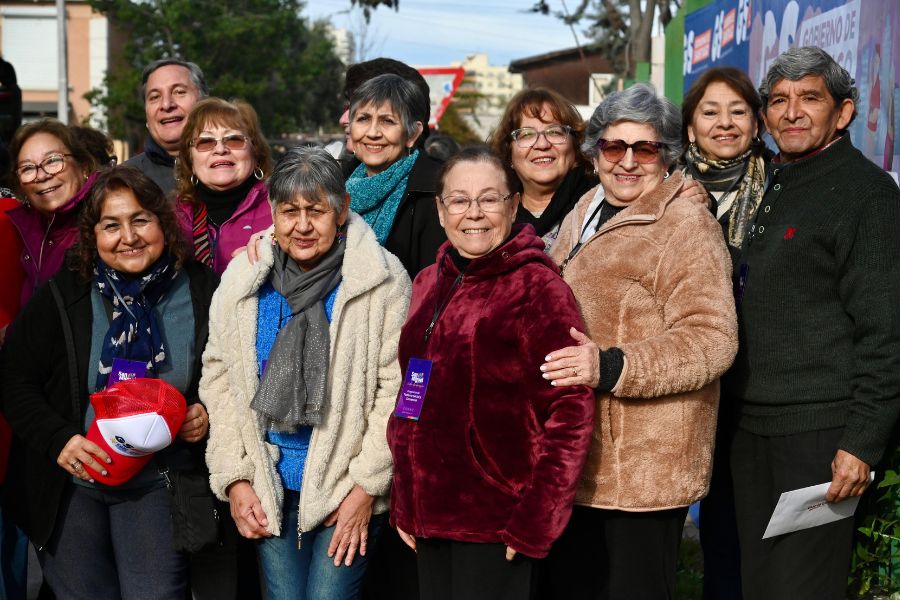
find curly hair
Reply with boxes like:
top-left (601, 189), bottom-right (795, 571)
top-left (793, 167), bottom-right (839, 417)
top-left (9, 119), bottom-right (97, 201)
top-left (174, 97), bottom-right (272, 205)
top-left (70, 165), bottom-right (189, 281)
top-left (487, 87), bottom-right (589, 172)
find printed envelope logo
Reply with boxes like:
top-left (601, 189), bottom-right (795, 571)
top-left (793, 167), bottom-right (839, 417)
top-left (411, 371), bottom-right (425, 385)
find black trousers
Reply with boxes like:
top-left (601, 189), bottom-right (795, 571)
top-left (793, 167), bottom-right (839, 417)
top-left (416, 539), bottom-right (535, 600)
top-left (540, 504), bottom-right (688, 600)
top-left (730, 427), bottom-right (855, 600)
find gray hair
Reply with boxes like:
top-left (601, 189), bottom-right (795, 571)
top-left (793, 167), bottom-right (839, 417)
top-left (349, 73), bottom-right (428, 142)
top-left (759, 46), bottom-right (858, 126)
top-left (141, 58), bottom-right (209, 101)
top-left (582, 83), bottom-right (682, 166)
top-left (267, 145), bottom-right (346, 213)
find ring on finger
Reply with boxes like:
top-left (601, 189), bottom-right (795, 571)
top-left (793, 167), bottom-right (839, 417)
top-left (572, 367), bottom-right (578, 377)
top-left (70, 460), bottom-right (81, 470)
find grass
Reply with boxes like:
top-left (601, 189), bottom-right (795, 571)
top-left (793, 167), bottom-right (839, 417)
top-left (676, 536), bottom-right (704, 600)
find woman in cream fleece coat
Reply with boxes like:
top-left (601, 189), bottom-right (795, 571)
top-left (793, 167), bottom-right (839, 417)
top-left (202, 147), bottom-right (411, 599)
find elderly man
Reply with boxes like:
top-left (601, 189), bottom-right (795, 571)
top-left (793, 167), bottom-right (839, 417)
top-left (123, 58), bottom-right (207, 193)
top-left (725, 46), bottom-right (900, 600)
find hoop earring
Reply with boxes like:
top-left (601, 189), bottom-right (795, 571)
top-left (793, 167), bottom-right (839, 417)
top-left (190, 174), bottom-right (198, 186)
top-left (253, 167), bottom-right (264, 180)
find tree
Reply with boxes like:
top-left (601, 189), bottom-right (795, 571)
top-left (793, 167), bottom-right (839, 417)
top-left (532, 0), bottom-right (678, 79)
top-left (87, 0), bottom-right (344, 143)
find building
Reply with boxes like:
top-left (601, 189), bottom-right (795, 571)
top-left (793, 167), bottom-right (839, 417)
top-left (444, 53), bottom-right (523, 140)
top-left (509, 46), bottom-right (616, 118)
top-left (0, 1), bottom-right (118, 126)
top-left (326, 25), bottom-right (354, 66)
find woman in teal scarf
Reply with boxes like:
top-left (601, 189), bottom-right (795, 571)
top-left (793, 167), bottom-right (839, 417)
top-left (346, 74), bottom-right (445, 278)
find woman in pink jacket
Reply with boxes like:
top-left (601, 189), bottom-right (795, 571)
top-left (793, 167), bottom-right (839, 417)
top-left (175, 98), bottom-right (273, 274)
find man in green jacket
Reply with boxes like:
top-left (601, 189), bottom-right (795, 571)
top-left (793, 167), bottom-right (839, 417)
top-left (724, 46), bottom-right (900, 600)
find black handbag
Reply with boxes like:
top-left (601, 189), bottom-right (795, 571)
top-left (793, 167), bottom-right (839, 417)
top-left (158, 463), bottom-right (222, 553)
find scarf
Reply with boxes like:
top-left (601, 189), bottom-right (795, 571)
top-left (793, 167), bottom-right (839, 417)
top-left (190, 177), bottom-right (257, 267)
top-left (684, 143), bottom-right (766, 249)
top-left (346, 150), bottom-right (418, 245)
top-left (250, 241), bottom-right (345, 428)
top-left (93, 251), bottom-right (178, 391)
top-left (515, 167), bottom-right (597, 237)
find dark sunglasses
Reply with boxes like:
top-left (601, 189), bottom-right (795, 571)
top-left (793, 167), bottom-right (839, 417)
top-left (597, 139), bottom-right (666, 164)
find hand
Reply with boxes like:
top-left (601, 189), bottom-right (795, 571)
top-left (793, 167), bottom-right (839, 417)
top-left (324, 484), bottom-right (375, 566)
top-left (397, 526), bottom-right (417, 553)
top-left (506, 546), bottom-right (517, 561)
top-left (57, 434), bottom-right (111, 482)
top-left (245, 230), bottom-right (272, 264)
top-left (178, 403), bottom-right (209, 443)
top-left (677, 178), bottom-right (710, 208)
top-left (540, 328), bottom-right (600, 388)
top-left (226, 480), bottom-right (270, 539)
top-left (825, 449), bottom-right (871, 502)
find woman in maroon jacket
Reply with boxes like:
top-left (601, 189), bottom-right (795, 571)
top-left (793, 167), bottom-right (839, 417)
top-left (387, 146), bottom-right (595, 600)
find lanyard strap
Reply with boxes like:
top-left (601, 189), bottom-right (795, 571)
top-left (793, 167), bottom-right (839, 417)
top-left (560, 199), bottom-right (606, 274)
top-left (423, 260), bottom-right (464, 347)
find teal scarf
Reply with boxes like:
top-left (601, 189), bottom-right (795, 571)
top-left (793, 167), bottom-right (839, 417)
top-left (346, 150), bottom-right (419, 245)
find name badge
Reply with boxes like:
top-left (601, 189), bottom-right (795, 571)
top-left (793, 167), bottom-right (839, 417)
top-left (109, 358), bottom-right (147, 385)
top-left (395, 358), bottom-right (433, 421)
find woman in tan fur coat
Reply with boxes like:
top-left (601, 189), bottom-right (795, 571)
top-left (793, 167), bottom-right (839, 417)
top-left (539, 84), bottom-right (738, 600)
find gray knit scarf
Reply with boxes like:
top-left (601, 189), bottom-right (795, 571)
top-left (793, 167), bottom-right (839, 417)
top-left (250, 242), bottom-right (345, 427)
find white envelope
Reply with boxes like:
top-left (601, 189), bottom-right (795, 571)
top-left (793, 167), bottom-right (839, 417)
top-left (762, 472), bottom-right (875, 539)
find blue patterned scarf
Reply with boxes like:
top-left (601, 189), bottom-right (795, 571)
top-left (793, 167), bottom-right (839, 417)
top-left (346, 150), bottom-right (419, 245)
top-left (93, 251), bottom-right (178, 390)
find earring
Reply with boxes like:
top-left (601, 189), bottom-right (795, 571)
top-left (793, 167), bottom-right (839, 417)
top-left (336, 222), bottom-right (348, 243)
top-left (253, 167), bottom-right (264, 180)
top-left (190, 174), bottom-right (198, 186)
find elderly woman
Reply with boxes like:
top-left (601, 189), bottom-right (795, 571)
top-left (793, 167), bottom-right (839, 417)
top-left (489, 88), bottom-right (596, 250)
top-left (175, 97), bottom-right (273, 274)
top-left (680, 66), bottom-right (770, 600)
top-left (387, 146), bottom-right (595, 600)
top-left (346, 73), bottom-right (444, 277)
top-left (6, 119), bottom-right (98, 306)
top-left (202, 146), bottom-right (411, 599)
top-left (0, 165), bottom-right (217, 598)
top-left (540, 84), bottom-right (738, 600)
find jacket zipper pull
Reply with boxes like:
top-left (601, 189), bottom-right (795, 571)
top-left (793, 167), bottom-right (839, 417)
top-left (159, 467), bottom-right (172, 490)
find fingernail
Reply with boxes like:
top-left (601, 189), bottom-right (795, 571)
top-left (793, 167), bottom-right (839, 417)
top-left (102, 470), bottom-right (108, 476)
top-left (89, 478), bottom-right (95, 483)
top-left (550, 381), bottom-right (558, 386)
top-left (545, 355), bottom-right (552, 361)
top-left (542, 373), bottom-right (550, 379)
top-left (539, 365), bottom-right (547, 372)
top-left (105, 458), bottom-right (112, 464)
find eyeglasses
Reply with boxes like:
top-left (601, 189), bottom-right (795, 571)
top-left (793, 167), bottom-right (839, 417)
top-left (597, 139), bottom-right (666, 164)
top-left (191, 134), bottom-right (249, 152)
top-left (510, 125), bottom-right (571, 148)
top-left (16, 153), bottom-right (72, 183)
top-left (439, 193), bottom-right (512, 215)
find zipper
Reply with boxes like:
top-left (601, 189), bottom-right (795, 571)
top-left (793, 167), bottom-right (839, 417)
top-left (35, 213), bottom-right (56, 288)
top-left (560, 214), bottom-right (656, 276)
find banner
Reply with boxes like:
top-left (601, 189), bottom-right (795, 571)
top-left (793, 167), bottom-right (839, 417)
top-left (683, 0), bottom-right (900, 170)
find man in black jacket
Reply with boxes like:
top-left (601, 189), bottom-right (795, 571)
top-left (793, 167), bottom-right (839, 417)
top-left (123, 58), bottom-right (208, 194)
top-left (725, 46), bottom-right (900, 600)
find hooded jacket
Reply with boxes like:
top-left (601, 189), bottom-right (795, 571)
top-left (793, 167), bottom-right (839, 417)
top-left (388, 224), bottom-right (595, 558)
top-left (176, 179), bottom-right (272, 275)
top-left (549, 172), bottom-right (738, 510)
top-left (202, 213), bottom-right (411, 536)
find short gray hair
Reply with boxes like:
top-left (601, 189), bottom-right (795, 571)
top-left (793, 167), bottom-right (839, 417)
top-left (759, 46), bottom-right (858, 126)
top-left (141, 58), bottom-right (209, 101)
top-left (349, 73), bottom-right (428, 142)
top-left (582, 83), bottom-right (682, 166)
top-left (267, 145), bottom-right (346, 213)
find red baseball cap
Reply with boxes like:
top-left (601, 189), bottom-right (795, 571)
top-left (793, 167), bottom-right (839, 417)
top-left (84, 378), bottom-right (187, 486)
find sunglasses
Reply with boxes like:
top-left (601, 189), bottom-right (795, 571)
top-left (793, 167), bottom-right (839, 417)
top-left (191, 134), bottom-right (249, 153)
top-left (597, 139), bottom-right (666, 164)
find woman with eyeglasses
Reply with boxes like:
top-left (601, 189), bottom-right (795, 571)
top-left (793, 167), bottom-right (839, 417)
top-left (6, 119), bottom-right (98, 307)
top-left (539, 84), bottom-right (738, 600)
top-left (202, 146), bottom-right (411, 599)
top-left (489, 88), bottom-right (596, 251)
top-left (388, 146), bottom-right (594, 600)
top-left (175, 98), bottom-right (273, 275)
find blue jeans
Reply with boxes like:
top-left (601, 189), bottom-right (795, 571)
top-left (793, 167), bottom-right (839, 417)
top-left (0, 507), bottom-right (27, 600)
top-left (38, 483), bottom-right (187, 600)
top-left (259, 490), bottom-right (385, 600)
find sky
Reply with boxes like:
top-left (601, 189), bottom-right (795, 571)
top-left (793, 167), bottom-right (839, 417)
top-left (302, 0), bottom-right (584, 67)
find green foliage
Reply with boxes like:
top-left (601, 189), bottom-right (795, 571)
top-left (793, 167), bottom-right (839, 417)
top-left (676, 535), bottom-right (704, 599)
top-left (849, 443), bottom-right (900, 598)
top-left (435, 103), bottom-right (481, 146)
top-left (349, 0), bottom-right (398, 21)
top-left (86, 0), bottom-right (344, 141)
